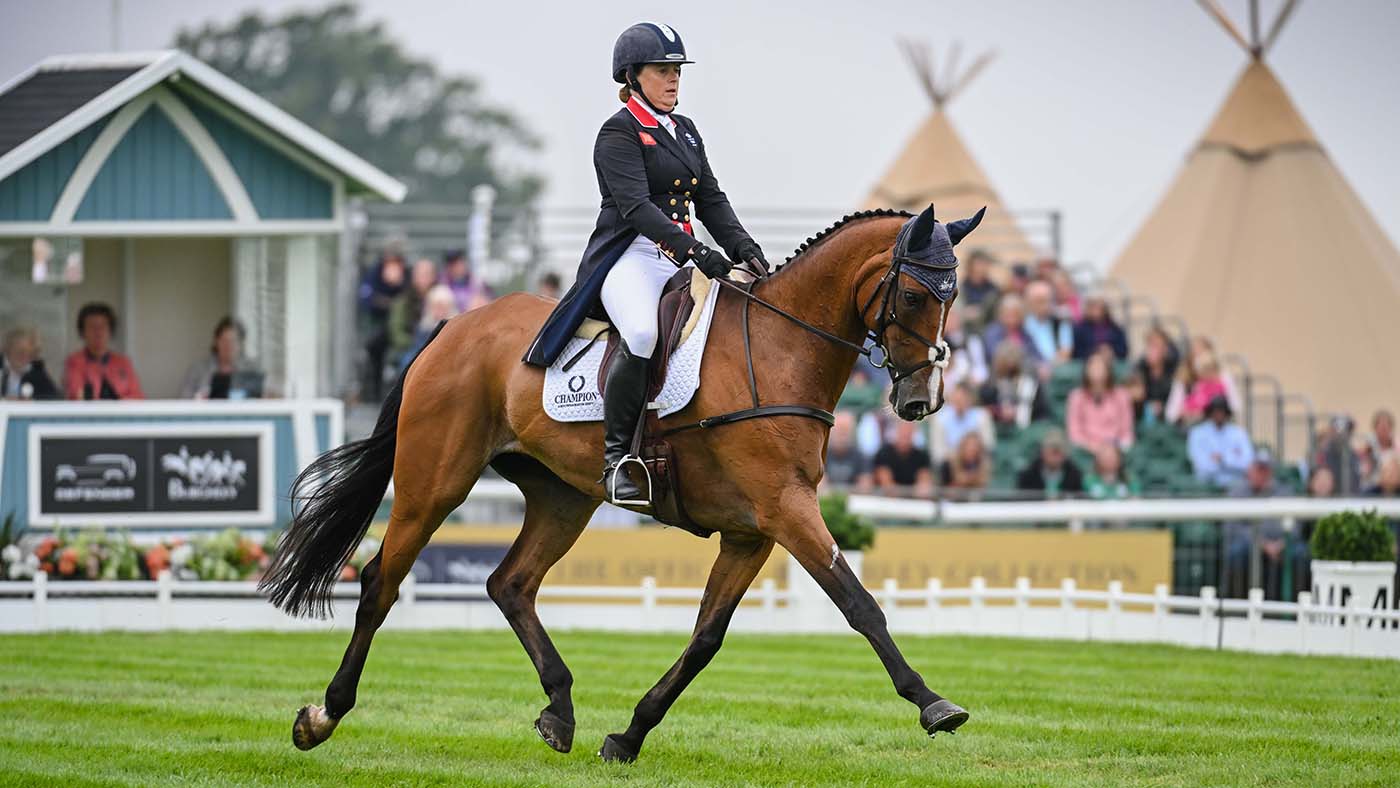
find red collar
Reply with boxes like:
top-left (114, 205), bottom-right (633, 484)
top-left (625, 96), bottom-right (660, 129)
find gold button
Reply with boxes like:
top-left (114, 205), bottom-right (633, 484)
top-left (691, 178), bottom-right (698, 185)
top-left (671, 212), bottom-right (679, 220)
top-left (683, 199), bottom-right (689, 206)
top-left (673, 179), bottom-right (681, 186)
top-left (684, 191), bottom-right (690, 197)
top-left (683, 214), bottom-right (690, 222)
top-left (669, 198), bottom-right (677, 206)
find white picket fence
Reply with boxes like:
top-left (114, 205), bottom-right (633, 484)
top-left (2, 572), bottom-right (1398, 660)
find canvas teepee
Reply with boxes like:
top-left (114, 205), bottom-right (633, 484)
top-left (1111, 0), bottom-right (1400, 423)
top-left (861, 40), bottom-right (1042, 264)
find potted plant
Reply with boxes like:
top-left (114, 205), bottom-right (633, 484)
top-left (1309, 510), bottom-right (1396, 620)
top-left (787, 493), bottom-right (877, 627)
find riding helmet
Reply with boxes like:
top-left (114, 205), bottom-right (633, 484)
top-left (612, 22), bottom-right (694, 83)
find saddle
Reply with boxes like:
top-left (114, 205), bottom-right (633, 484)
top-left (595, 267), bottom-right (714, 538)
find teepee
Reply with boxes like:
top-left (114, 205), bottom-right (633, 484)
top-left (1110, 0), bottom-right (1400, 422)
top-left (861, 40), bottom-right (1042, 264)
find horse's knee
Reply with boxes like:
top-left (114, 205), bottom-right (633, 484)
top-left (486, 567), bottom-right (531, 615)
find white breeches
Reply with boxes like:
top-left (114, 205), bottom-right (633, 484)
top-left (600, 236), bottom-right (693, 359)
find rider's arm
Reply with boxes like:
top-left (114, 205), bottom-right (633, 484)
top-left (680, 117), bottom-right (762, 264)
top-left (594, 119), bottom-right (699, 263)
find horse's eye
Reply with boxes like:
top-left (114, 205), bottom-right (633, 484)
top-left (902, 290), bottom-right (921, 307)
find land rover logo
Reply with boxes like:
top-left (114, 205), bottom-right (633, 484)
top-left (568, 375), bottom-right (586, 393)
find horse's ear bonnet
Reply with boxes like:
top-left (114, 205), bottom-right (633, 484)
top-left (892, 204), bottom-right (986, 302)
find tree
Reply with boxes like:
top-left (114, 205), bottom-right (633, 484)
top-left (174, 3), bottom-right (542, 209)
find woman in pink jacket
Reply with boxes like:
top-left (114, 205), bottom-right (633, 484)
top-left (1066, 354), bottom-right (1134, 452)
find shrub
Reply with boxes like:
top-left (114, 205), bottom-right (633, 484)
top-left (1310, 510), bottom-right (1396, 563)
top-left (819, 493), bottom-right (876, 552)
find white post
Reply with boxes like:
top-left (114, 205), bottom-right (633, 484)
top-left (284, 235), bottom-right (322, 398)
top-left (641, 576), bottom-right (657, 631)
top-left (1060, 578), bottom-right (1076, 637)
top-left (925, 578), bottom-right (941, 634)
top-left (1347, 591), bottom-right (1363, 657)
top-left (1153, 583), bottom-right (1168, 642)
top-left (970, 576), bottom-right (986, 632)
top-left (760, 578), bottom-right (777, 630)
top-left (881, 578), bottom-right (898, 612)
top-left (1246, 588), bottom-right (1264, 648)
top-left (1107, 580), bottom-right (1123, 640)
top-left (1297, 590), bottom-right (1312, 656)
top-left (1068, 517), bottom-right (1084, 535)
top-left (1014, 577), bottom-right (1030, 635)
top-left (157, 569), bottom-right (173, 630)
top-left (1200, 586), bottom-right (1217, 648)
top-left (34, 571), bottom-right (48, 632)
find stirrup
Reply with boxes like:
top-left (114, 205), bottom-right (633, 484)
top-left (609, 455), bottom-right (653, 507)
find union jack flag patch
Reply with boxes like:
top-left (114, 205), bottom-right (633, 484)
top-left (638, 132), bottom-right (657, 146)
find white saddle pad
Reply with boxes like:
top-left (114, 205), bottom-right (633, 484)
top-left (543, 279), bottom-right (720, 422)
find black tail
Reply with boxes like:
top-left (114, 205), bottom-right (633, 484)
top-left (260, 321), bottom-right (448, 618)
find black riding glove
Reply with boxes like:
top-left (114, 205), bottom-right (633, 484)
top-left (688, 243), bottom-right (733, 280)
top-left (734, 240), bottom-right (769, 276)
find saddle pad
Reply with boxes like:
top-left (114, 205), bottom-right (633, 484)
top-left (543, 275), bottom-right (720, 422)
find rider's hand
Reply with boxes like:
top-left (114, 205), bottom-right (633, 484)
top-left (688, 243), bottom-right (733, 280)
top-left (734, 240), bottom-right (769, 276)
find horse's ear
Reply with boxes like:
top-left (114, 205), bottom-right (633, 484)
top-left (909, 203), bottom-right (938, 246)
top-left (947, 207), bottom-right (986, 246)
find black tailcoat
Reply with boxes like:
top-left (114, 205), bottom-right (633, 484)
top-left (523, 97), bottom-right (756, 366)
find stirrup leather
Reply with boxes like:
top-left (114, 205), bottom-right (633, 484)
top-left (608, 455), bottom-right (653, 507)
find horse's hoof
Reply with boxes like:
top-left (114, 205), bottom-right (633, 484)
top-left (597, 734), bottom-right (638, 763)
top-left (534, 709), bottom-right (574, 753)
top-left (920, 699), bottom-right (969, 739)
top-left (292, 704), bottom-right (339, 751)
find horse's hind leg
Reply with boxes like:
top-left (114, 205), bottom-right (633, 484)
top-left (294, 434), bottom-right (486, 750)
top-left (599, 533), bottom-right (774, 762)
top-left (486, 454), bottom-right (598, 753)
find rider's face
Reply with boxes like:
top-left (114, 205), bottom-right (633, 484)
top-left (637, 64), bottom-right (681, 111)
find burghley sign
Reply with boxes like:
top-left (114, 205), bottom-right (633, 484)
top-left (29, 423), bottom-right (274, 525)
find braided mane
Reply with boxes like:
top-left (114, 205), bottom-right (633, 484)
top-left (777, 208), bottom-right (913, 270)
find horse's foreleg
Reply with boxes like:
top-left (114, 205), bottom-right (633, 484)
top-left (762, 494), bottom-right (968, 739)
top-left (486, 457), bottom-right (597, 753)
top-left (599, 534), bottom-right (774, 763)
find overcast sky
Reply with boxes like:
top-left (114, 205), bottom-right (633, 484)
top-left (3, 0), bottom-right (1398, 264)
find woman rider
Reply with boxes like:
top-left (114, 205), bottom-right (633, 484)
top-left (523, 22), bottom-right (767, 504)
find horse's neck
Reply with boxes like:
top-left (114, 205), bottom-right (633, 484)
top-left (752, 225), bottom-right (894, 409)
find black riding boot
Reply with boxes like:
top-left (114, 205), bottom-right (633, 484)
top-left (601, 341), bottom-right (649, 505)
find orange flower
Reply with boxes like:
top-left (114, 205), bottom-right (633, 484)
top-left (57, 548), bottom-right (78, 577)
top-left (35, 537), bottom-right (58, 561)
top-left (339, 564), bottom-right (357, 582)
top-left (144, 544), bottom-right (170, 576)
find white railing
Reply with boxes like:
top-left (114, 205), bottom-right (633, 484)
top-left (3, 571), bottom-right (1397, 659)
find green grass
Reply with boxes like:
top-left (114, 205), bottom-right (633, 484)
top-left (2, 630), bottom-right (1398, 786)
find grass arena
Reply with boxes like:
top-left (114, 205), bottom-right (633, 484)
top-left (2, 630), bottom-right (1397, 786)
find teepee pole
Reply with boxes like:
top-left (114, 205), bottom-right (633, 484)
top-left (1262, 0), bottom-right (1300, 54)
top-left (945, 52), bottom-right (996, 106)
top-left (1195, 0), bottom-right (1253, 56)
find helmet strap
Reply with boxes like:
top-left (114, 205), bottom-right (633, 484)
top-left (628, 66), bottom-right (674, 115)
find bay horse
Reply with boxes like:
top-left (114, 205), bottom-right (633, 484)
top-left (261, 205), bottom-right (978, 762)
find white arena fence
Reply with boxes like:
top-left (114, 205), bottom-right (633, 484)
top-left (3, 571), bottom-right (1398, 660)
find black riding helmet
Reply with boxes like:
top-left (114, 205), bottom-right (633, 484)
top-left (612, 22), bottom-right (694, 85)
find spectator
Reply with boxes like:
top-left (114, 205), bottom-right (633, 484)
top-left (1165, 337), bottom-right (1241, 424)
top-left (823, 411), bottom-right (872, 493)
top-left (838, 365), bottom-right (885, 414)
top-left (537, 271), bottom-right (563, 300)
top-left (939, 431), bottom-right (990, 496)
top-left (1085, 444), bottom-right (1138, 500)
top-left (979, 342), bottom-right (1048, 429)
top-left (1006, 263), bottom-right (1031, 298)
top-left (1293, 465), bottom-right (1337, 592)
top-left (1049, 268), bottom-right (1082, 322)
top-left (1313, 416), bottom-right (1362, 495)
top-left (958, 250), bottom-right (1001, 330)
top-left (940, 305), bottom-right (988, 388)
top-left (400, 285), bottom-right (460, 370)
top-left (1225, 448), bottom-right (1286, 598)
top-left (441, 250), bottom-right (493, 312)
top-left (1170, 352), bottom-right (1230, 425)
top-left (64, 303), bottom-right (143, 400)
top-left (873, 421), bottom-right (933, 497)
top-left (1066, 354), bottom-right (1135, 452)
top-left (1132, 326), bottom-right (1179, 424)
top-left (388, 259), bottom-right (439, 366)
top-left (1016, 428), bottom-right (1084, 497)
top-left (1022, 280), bottom-right (1073, 369)
top-left (2, 326), bottom-right (60, 400)
top-left (981, 294), bottom-right (1038, 366)
top-left (358, 249), bottom-right (406, 399)
top-left (1188, 396), bottom-right (1253, 488)
top-left (1368, 409), bottom-right (1397, 463)
top-left (929, 381), bottom-right (995, 463)
top-left (1071, 295), bottom-right (1128, 360)
top-left (180, 317), bottom-right (264, 399)
top-left (1367, 454), bottom-right (1400, 498)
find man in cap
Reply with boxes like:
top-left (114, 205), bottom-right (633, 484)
top-left (1188, 394), bottom-right (1253, 489)
top-left (1015, 428), bottom-right (1085, 498)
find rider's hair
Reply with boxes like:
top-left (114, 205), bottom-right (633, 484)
top-left (618, 83), bottom-right (631, 103)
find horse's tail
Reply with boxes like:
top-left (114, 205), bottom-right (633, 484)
top-left (259, 321), bottom-right (448, 619)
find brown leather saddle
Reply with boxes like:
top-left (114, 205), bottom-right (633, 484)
top-left (596, 268), bottom-right (713, 538)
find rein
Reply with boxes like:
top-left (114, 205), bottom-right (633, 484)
top-left (659, 256), bottom-right (948, 438)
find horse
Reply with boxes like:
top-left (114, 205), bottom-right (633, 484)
top-left (261, 205), bottom-right (977, 762)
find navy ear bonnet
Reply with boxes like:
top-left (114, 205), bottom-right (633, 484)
top-left (892, 204), bottom-right (986, 302)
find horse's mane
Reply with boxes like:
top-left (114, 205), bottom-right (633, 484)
top-left (776, 208), bottom-right (912, 270)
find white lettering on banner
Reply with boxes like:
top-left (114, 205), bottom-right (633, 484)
top-left (167, 478), bottom-right (240, 501)
top-left (54, 487), bottom-right (135, 502)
